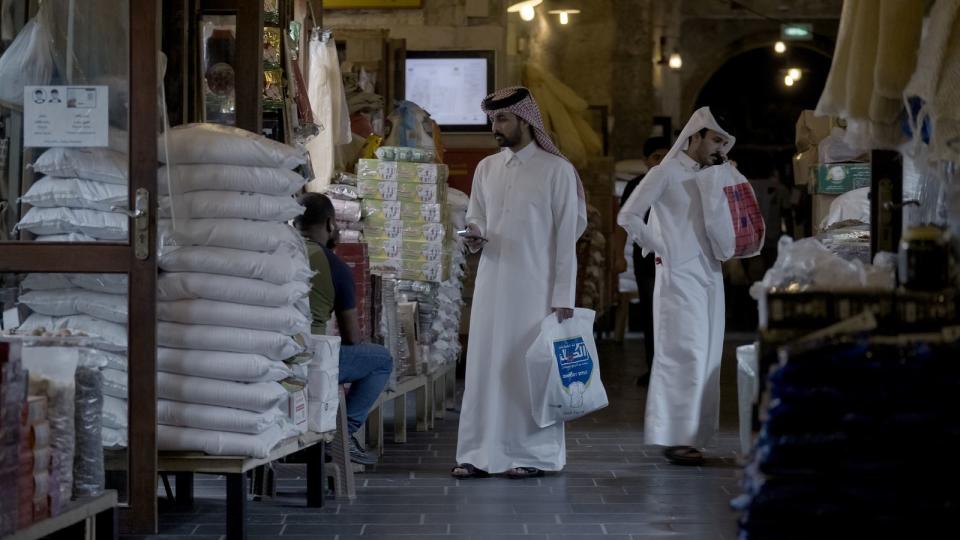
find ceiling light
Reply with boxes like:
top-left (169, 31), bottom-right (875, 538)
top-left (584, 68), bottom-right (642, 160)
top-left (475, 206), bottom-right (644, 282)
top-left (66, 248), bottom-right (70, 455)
top-left (548, 9), bottom-right (581, 25)
top-left (774, 41), bottom-right (786, 54)
top-left (668, 51), bottom-right (682, 70)
top-left (508, 0), bottom-right (543, 22)
top-left (784, 75), bottom-right (795, 87)
top-left (788, 68), bottom-right (802, 80)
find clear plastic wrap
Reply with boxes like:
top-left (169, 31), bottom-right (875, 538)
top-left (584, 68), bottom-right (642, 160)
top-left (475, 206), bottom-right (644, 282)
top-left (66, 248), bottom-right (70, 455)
top-left (22, 344), bottom-right (78, 516)
top-left (324, 184), bottom-right (359, 200)
top-left (375, 146), bottom-right (436, 163)
top-left (0, 6), bottom-right (55, 108)
top-left (749, 235), bottom-right (895, 300)
top-left (72, 366), bottom-right (104, 497)
top-left (0, 341), bottom-right (26, 537)
top-left (331, 198), bottom-right (361, 223)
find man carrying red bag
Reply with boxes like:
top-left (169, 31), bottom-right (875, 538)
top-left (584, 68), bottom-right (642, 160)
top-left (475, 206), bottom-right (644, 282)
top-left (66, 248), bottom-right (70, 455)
top-left (617, 107), bottom-right (757, 466)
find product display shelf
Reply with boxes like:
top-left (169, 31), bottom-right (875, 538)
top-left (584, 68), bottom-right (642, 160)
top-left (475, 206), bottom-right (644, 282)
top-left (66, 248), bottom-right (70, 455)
top-left (3, 491), bottom-right (118, 540)
top-left (363, 373), bottom-right (429, 455)
top-left (426, 362), bottom-right (457, 430)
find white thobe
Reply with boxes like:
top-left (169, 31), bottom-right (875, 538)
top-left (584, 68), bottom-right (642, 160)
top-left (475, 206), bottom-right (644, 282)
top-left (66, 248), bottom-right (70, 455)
top-left (456, 142), bottom-right (581, 473)
top-left (617, 153), bottom-right (725, 449)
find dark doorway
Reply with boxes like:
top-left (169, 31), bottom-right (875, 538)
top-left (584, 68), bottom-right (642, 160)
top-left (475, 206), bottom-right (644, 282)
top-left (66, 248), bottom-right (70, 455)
top-left (694, 45), bottom-right (832, 331)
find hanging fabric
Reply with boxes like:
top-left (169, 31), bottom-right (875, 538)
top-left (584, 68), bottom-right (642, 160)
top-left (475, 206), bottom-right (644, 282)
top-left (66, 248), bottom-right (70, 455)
top-left (305, 31), bottom-right (351, 192)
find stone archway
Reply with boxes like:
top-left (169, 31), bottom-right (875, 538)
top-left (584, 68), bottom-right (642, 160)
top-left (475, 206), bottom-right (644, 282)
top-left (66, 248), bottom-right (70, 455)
top-left (679, 27), bottom-right (835, 120)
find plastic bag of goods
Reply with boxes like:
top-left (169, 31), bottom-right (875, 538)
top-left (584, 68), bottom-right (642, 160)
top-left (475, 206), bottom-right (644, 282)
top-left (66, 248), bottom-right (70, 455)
top-left (72, 366), bottom-right (104, 497)
top-left (158, 164), bottom-right (306, 196)
top-left (157, 272), bottom-right (309, 308)
top-left (158, 423), bottom-right (286, 458)
top-left (156, 372), bottom-right (288, 413)
top-left (307, 335), bottom-right (341, 433)
top-left (524, 309), bottom-right (608, 428)
top-left (0, 13), bottom-right (55, 107)
top-left (696, 163), bottom-right (765, 261)
top-left (157, 348), bottom-right (292, 383)
top-left (162, 123), bottom-right (307, 169)
top-left (159, 219), bottom-right (305, 254)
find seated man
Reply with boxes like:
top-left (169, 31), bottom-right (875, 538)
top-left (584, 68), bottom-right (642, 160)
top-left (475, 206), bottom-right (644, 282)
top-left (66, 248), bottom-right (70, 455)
top-left (295, 193), bottom-right (393, 465)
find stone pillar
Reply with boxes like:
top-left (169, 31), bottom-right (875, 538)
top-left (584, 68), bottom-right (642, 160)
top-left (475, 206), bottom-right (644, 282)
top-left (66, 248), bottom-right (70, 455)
top-left (611, 0), bottom-right (654, 160)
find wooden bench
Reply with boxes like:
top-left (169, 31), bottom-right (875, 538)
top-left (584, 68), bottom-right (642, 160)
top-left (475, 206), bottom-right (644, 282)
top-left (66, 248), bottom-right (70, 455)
top-left (4, 491), bottom-right (117, 540)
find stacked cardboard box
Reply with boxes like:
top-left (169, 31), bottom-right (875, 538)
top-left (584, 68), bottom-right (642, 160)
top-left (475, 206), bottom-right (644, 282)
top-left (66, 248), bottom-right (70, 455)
top-left (334, 243), bottom-right (372, 340)
top-left (18, 396), bottom-right (50, 528)
top-left (357, 159), bottom-right (452, 283)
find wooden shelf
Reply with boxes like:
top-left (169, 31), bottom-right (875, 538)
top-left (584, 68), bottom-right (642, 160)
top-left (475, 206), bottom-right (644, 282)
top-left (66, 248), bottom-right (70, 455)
top-left (155, 431), bottom-right (327, 475)
top-left (4, 491), bottom-right (117, 540)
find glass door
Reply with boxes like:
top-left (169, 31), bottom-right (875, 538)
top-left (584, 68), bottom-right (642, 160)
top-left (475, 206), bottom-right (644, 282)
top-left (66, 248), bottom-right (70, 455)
top-left (0, 0), bottom-right (158, 533)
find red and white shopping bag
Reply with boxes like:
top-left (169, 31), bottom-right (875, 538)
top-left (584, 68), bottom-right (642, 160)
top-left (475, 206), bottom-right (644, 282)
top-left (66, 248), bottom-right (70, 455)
top-left (696, 163), bottom-right (765, 261)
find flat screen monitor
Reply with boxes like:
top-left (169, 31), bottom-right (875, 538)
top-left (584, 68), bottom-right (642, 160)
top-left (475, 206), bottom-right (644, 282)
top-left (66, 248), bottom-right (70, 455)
top-left (403, 50), bottom-right (495, 132)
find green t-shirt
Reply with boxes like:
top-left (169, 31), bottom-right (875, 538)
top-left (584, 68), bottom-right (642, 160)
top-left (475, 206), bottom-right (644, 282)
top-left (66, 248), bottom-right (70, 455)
top-left (306, 242), bottom-right (356, 333)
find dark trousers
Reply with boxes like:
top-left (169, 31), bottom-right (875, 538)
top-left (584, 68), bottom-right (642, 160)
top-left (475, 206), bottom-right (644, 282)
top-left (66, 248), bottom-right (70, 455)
top-left (633, 248), bottom-right (656, 372)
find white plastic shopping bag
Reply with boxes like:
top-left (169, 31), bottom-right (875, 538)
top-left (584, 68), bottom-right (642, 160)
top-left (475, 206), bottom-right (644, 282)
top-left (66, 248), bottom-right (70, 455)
top-left (525, 308), bottom-right (608, 428)
top-left (696, 163), bottom-right (765, 261)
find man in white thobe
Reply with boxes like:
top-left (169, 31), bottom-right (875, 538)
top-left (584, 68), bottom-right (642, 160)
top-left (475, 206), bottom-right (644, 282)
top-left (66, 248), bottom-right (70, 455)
top-left (617, 107), bottom-right (735, 466)
top-left (453, 87), bottom-right (586, 479)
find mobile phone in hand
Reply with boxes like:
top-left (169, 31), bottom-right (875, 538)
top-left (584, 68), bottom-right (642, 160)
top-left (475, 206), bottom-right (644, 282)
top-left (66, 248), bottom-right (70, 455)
top-left (456, 229), bottom-right (487, 242)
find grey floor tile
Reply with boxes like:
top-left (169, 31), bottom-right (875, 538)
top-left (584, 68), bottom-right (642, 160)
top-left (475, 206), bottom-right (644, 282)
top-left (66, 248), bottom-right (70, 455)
top-left (125, 340), bottom-right (748, 540)
top-left (448, 522), bottom-right (526, 534)
top-left (362, 523), bottom-right (450, 535)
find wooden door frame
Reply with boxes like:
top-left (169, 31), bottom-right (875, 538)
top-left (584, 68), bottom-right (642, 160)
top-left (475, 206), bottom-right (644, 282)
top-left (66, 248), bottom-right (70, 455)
top-left (0, 0), bottom-right (159, 534)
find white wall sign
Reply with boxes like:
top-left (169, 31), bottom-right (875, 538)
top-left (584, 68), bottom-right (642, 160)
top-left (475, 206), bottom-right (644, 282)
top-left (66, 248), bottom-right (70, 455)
top-left (24, 85), bottom-right (109, 148)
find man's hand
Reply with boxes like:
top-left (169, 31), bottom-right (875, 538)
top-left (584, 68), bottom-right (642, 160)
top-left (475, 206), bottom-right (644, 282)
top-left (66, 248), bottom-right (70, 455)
top-left (463, 222), bottom-right (487, 252)
top-left (553, 307), bottom-right (574, 322)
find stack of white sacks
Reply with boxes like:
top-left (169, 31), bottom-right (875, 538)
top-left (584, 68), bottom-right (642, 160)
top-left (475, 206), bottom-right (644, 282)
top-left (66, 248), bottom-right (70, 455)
top-left (155, 123), bottom-right (314, 458)
top-left (15, 133), bottom-right (134, 449)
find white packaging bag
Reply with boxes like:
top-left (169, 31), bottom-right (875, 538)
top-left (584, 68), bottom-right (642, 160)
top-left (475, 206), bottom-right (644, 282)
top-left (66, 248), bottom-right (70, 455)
top-left (736, 344), bottom-right (759, 456)
top-left (696, 163), bottom-right (765, 261)
top-left (158, 322), bottom-right (304, 361)
top-left (159, 191), bottom-right (304, 222)
top-left (158, 299), bottom-right (309, 335)
top-left (0, 17), bottom-right (54, 107)
top-left (157, 348), bottom-right (292, 383)
top-left (161, 123), bottom-right (307, 170)
top-left (21, 273), bottom-right (128, 294)
top-left (158, 245), bottom-right (313, 285)
top-left (157, 423), bottom-right (286, 458)
top-left (101, 368), bottom-right (127, 399)
top-left (159, 164), bottom-right (306, 196)
top-left (32, 147), bottom-right (128, 184)
top-left (16, 207), bottom-right (128, 240)
top-left (20, 177), bottom-right (128, 211)
top-left (101, 426), bottom-right (127, 449)
top-left (19, 289), bottom-right (128, 324)
top-left (18, 314), bottom-right (128, 351)
top-left (101, 395), bottom-right (127, 430)
top-left (307, 335), bottom-right (341, 433)
top-left (157, 372), bottom-right (288, 413)
top-left (524, 308), bottom-right (608, 428)
top-left (33, 232), bottom-right (100, 242)
top-left (19, 273), bottom-right (74, 290)
top-left (158, 272), bottom-right (310, 307)
top-left (159, 218), bottom-right (306, 253)
top-left (158, 400), bottom-right (286, 435)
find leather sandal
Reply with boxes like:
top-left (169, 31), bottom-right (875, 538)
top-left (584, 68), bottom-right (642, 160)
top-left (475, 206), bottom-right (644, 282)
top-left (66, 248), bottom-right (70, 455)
top-left (505, 467), bottom-right (545, 479)
top-left (664, 446), bottom-right (705, 466)
top-left (450, 463), bottom-right (490, 478)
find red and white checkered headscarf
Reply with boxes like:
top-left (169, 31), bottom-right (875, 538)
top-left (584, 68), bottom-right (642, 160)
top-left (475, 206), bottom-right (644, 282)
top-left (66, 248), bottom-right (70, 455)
top-left (482, 86), bottom-right (587, 235)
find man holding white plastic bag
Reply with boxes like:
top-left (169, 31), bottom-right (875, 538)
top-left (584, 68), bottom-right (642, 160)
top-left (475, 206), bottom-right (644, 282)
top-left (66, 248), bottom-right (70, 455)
top-left (453, 87), bottom-right (586, 479)
top-left (617, 107), bottom-right (738, 466)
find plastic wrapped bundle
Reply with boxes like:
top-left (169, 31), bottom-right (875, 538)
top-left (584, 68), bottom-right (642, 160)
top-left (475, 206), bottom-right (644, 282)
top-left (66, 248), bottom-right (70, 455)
top-left (331, 198), bottom-right (362, 223)
top-left (72, 366), bottom-right (104, 497)
top-left (24, 347), bottom-right (77, 516)
top-left (0, 342), bottom-right (26, 536)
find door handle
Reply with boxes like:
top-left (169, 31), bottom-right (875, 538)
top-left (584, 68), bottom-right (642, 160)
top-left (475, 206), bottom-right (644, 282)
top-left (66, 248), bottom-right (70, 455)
top-left (112, 188), bottom-right (150, 260)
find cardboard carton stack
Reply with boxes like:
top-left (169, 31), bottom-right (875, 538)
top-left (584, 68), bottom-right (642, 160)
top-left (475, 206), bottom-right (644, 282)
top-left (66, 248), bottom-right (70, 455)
top-left (357, 158), bottom-right (452, 283)
top-left (794, 111), bottom-right (872, 233)
top-left (333, 243), bottom-right (373, 341)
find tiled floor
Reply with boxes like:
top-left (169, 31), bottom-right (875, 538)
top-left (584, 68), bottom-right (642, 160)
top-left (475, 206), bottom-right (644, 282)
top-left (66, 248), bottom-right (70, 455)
top-left (122, 337), bottom-right (749, 540)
